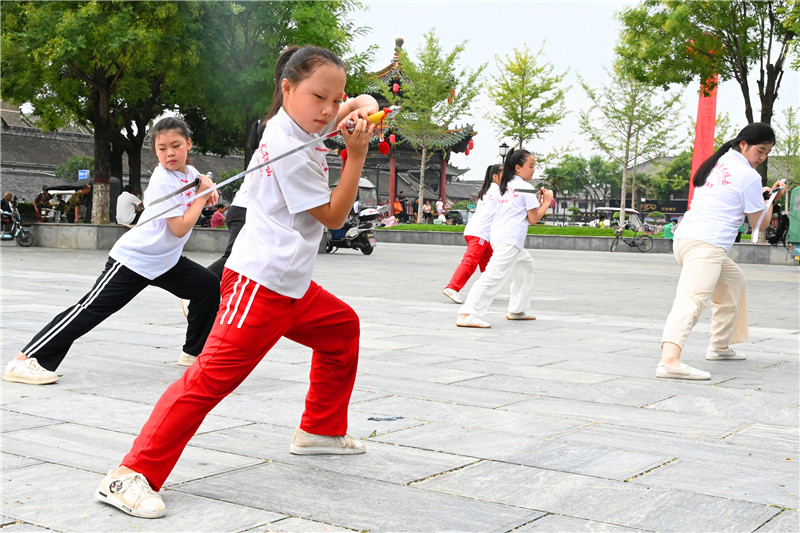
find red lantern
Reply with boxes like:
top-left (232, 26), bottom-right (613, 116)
top-left (468, 140), bottom-right (474, 150)
top-left (392, 83), bottom-right (399, 93)
top-left (389, 133), bottom-right (396, 144)
top-left (379, 140), bottom-right (391, 155)
top-left (340, 148), bottom-right (348, 161)
top-left (465, 148), bottom-right (470, 156)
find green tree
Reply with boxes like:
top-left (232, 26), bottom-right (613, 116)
top-left (1, 1), bottom-right (196, 223)
top-left (616, 1), bottom-right (798, 127)
top-left (650, 150), bottom-right (692, 200)
top-left (183, 1), bottom-right (373, 164)
top-left (55, 157), bottom-right (95, 183)
top-left (382, 29), bottom-right (485, 222)
top-left (579, 65), bottom-right (684, 222)
top-left (487, 43), bottom-right (569, 150)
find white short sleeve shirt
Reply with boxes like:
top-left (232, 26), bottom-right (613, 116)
top-left (490, 176), bottom-right (540, 249)
top-left (225, 108), bottom-right (334, 298)
top-left (109, 165), bottom-right (199, 279)
top-left (115, 191), bottom-right (141, 225)
top-left (464, 182), bottom-right (500, 241)
top-left (675, 149), bottom-right (765, 251)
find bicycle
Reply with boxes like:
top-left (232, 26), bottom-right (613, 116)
top-left (610, 222), bottom-right (653, 252)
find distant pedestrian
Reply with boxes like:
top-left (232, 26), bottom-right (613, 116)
top-left (210, 203), bottom-right (227, 228)
top-left (457, 149), bottom-right (552, 328)
top-left (115, 184), bottom-right (144, 225)
top-left (34, 186), bottom-right (53, 222)
top-left (657, 123), bottom-right (785, 380)
top-left (3, 117), bottom-right (220, 386)
top-left (66, 184), bottom-right (90, 223)
top-left (662, 217), bottom-right (677, 239)
top-left (443, 164), bottom-right (502, 304)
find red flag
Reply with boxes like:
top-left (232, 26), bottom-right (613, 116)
top-left (688, 75), bottom-right (718, 210)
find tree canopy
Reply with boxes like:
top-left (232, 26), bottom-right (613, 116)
top-left (382, 29), bottom-right (484, 222)
top-left (487, 43), bottom-right (569, 151)
top-left (616, 0), bottom-right (799, 126)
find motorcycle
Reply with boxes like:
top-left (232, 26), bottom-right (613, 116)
top-left (325, 207), bottom-right (379, 255)
top-left (1, 200), bottom-right (34, 247)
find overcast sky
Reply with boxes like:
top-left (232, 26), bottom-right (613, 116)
top-left (349, 0), bottom-right (799, 181)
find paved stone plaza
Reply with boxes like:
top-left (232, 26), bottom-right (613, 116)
top-left (2, 243), bottom-right (798, 532)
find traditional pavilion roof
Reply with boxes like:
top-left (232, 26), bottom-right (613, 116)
top-left (329, 38), bottom-right (477, 156)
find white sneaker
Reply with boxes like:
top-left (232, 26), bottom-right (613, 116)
top-left (442, 288), bottom-right (464, 304)
top-left (95, 470), bottom-right (166, 518)
top-left (656, 362), bottom-right (711, 380)
top-left (506, 312), bottom-right (536, 320)
top-left (3, 357), bottom-right (58, 385)
top-left (456, 314), bottom-right (491, 328)
top-left (290, 428), bottom-right (366, 455)
top-left (176, 352), bottom-right (196, 367)
top-left (706, 346), bottom-right (746, 361)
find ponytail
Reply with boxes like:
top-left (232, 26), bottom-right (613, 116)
top-left (247, 116), bottom-right (267, 154)
top-left (693, 122), bottom-right (775, 187)
top-left (266, 45), bottom-right (345, 121)
top-left (477, 164), bottom-right (501, 200)
top-left (499, 149), bottom-right (532, 195)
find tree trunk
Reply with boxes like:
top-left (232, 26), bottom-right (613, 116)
top-left (127, 147), bottom-right (143, 193)
top-left (110, 143), bottom-right (124, 183)
top-left (417, 145), bottom-right (428, 223)
top-left (619, 142), bottom-right (631, 226)
top-left (90, 69), bottom-right (112, 224)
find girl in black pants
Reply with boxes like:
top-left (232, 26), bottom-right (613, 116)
top-left (4, 117), bottom-right (220, 385)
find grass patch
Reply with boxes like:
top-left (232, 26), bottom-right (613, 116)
top-left (378, 223), bottom-right (649, 237)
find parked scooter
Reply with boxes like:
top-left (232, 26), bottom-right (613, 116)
top-left (1, 200), bottom-right (34, 247)
top-left (323, 177), bottom-right (379, 255)
top-left (326, 207), bottom-right (379, 255)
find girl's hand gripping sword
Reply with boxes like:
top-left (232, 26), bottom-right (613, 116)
top-left (751, 179), bottom-right (787, 244)
top-left (138, 106), bottom-right (398, 226)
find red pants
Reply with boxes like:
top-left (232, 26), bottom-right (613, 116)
top-left (446, 236), bottom-right (493, 292)
top-left (123, 268), bottom-right (360, 490)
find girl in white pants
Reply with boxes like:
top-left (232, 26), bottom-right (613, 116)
top-left (658, 122), bottom-right (785, 380)
top-left (457, 149), bottom-right (553, 328)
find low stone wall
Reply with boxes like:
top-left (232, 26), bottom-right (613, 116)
top-left (26, 224), bottom-right (797, 266)
top-left (375, 229), bottom-right (798, 266)
top-left (30, 223), bottom-right (229, 253)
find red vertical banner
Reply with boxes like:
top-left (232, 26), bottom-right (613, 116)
top-left (389, 154), bottom-right (397, 207)
top-left (688, 74), bottom-right (718, 209)
top-left (440, 158), bottom-right (447, 203)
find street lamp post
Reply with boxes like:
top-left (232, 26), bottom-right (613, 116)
top-left (498, 142), bottom-right (509, 161)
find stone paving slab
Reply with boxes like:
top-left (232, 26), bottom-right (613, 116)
top-left (554, 424), bottom-right (798, 475)
top-left (2, 244), bottom-right (798, 532)
top-left (3, 463), bottom-right (284, 532)
top-left (418, 460), bottom-right (780, 532)
top-left (175, 461), bottom-right (536, 532)
top-left (628, 457), bottom-right (799, 508)
top-left (371, 422), bottom-right (669, 481)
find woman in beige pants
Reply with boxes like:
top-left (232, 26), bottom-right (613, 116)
top-left (658, 123), bottom-right (786, 380)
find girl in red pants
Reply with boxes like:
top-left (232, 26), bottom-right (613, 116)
top-left (96, 45), bottom-right (378, 518)
top-left (443, 164), bottom-right (502, 303)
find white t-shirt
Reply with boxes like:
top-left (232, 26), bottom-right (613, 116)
top-left (109, 165), bottom-right (198, 279)
top-left (490, 176), bottom-right (540, 249)
top-left (464, 182), bottom-right (500, 241)
top-left (225, 108), bottom-right (334, 298)
top-left (115, 191), bottom-right (141, 224)
top-left (675, 149), bottom-right (765, 251)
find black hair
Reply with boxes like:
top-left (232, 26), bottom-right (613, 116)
top-left (149, 116), bottom-right (192, 151)
top-left (247, 117), bottom-right (267, 155)
top-left (499, 149), bottom-right (533, 194)
top-left (122, 184), bottom-right (133, 193)
top-left (693, 122), bottom-right (775, 187)
top-left (266, 45), bottom-right (346, 121)
top-left (477, 164), bottom-right (502, 200)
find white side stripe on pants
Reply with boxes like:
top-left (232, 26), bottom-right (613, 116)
top-left (219, 274), bottom-right (243, 325)
top-left (237, 283), bottom-right (259, 328)
top-left (226, 279), bottom-right (250, 326)
top-left (25, 261), bottom-right (125, 356)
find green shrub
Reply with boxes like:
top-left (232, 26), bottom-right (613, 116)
top-left (55, 156), bottom-right (94, 182)
top-left (567, 206), bottom-right (582, 220)
top-left (449, 200), bottom-right (470, 210)
top-left (647, 210), bottom-right (665, 221)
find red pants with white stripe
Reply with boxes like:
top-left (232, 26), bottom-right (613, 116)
top-left (123, 268), bottom-right (360, 490)
top-left (445, 235), bottom-right (493, 292)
